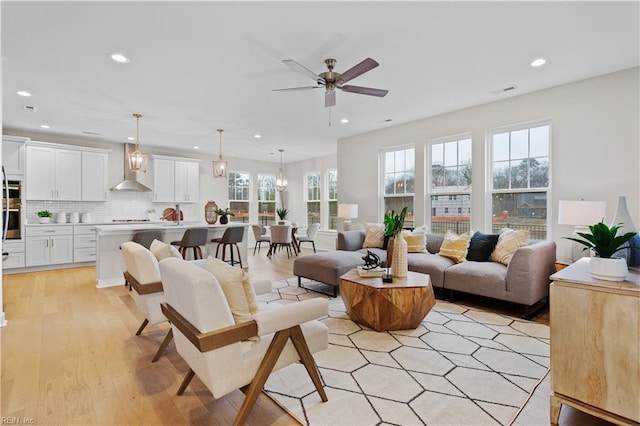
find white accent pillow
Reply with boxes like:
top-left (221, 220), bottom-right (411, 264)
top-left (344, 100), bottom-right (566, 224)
top-left (149, 239), bottom-right (182, 261)
top-left (490, 229), bottom-right (530, 265)
top-left (205, 256), bottom-right (258, 324)
top-left (362, 223), bottom-right (385, 248)
top-left (438, 231), bottom-right (474, 263)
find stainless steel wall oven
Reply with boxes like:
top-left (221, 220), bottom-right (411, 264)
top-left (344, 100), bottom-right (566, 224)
top-left (2, 167), bottom-right (22, 240)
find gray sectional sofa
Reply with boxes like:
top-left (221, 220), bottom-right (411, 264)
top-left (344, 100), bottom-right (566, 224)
top-left (336, 230), bottom-right (557, 319)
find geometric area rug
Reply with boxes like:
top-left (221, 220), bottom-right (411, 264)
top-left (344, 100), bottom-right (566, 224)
top-left (259, 278), bottom-right (550, 426)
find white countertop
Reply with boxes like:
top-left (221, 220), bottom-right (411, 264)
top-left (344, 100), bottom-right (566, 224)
top-left (94, 222), bottom-right (249, 235)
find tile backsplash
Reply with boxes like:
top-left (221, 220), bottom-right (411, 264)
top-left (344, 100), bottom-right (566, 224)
top-left (26, 192), bottom-right (200, 224)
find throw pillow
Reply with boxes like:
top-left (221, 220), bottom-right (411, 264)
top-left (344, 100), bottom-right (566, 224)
top-left (403, 231), bottom-right (427, 253)
top-left (466, 232), bottom-right (500, 262)
top-left (437, 231), bottom-right (474, 263)
top-left (149, 239), bottom-right (182, 261)
top-left (490, 229), bottom-right (530, 265)
top-left (362, 223), bottom-right (385, 248)
top-left (205, 256), bottom-right (258, 324)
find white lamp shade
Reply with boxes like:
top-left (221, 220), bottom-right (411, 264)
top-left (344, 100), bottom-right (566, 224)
top-left (338, 203), bottom-right (358, 219)
top-left (558, 200), bottom-right (606, 225)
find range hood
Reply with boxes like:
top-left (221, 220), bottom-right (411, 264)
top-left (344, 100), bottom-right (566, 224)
top-left (110, 144), bottom-right (152, 192)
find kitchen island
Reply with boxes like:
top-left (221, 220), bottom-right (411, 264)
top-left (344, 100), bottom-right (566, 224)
top-left (95, 222), bottom-right (249, 288)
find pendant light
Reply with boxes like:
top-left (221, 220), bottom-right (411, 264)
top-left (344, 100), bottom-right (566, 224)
top-left (128, 113), bottom-right (149, 173)
top-left (276, 148), bottom-right (288, 192)
top-left (212, 129), bottom-right (228, 178)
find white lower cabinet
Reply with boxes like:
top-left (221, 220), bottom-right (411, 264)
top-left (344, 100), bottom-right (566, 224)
top-left (25, 226), bottom-right (74, 266)
top-left (2, 240), bottom-right (25, 269)
top-left (74, 225), bottom-right (97, 262)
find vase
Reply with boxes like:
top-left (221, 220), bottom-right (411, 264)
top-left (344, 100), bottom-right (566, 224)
top-left (219, 215), bottom-right (229, 225)
top-left (38, 217), bottom-right (50, 224)
top-left (391, 235), bottom-right (408, 277)
top-left (611, 196), bottom-right (640, 267)
top-left (589, 256), bottom-right (628, 281)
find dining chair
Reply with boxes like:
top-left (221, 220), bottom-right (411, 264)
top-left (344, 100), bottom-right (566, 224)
top-left (251, 224), bottom-right (271, 255)
top-left (268, 224), bottom-right (295, 258)
top-left (296, 223), bottom-right (320, 253)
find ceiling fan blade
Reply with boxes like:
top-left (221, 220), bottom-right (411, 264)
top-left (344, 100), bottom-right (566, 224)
top-left (325, 90), bottom-right (336, 107)
top-left (340, 85), bottom-right (389, 97)
top-left (337, 58), bottom-right (379, 84)
top-left (272, 86), bottom-right (320, 92)
top-left (283, 59), bottom-right (325, 83)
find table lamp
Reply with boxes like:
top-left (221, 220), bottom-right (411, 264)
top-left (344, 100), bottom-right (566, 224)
top-left (558, 200), bottom-right (606, 262)
top-left (338, 204), bottom-right (358, 231)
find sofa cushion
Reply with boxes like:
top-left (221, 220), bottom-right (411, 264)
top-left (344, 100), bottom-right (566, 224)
top-left (466, 232), bottom-right (500, 262)
top-left (403, 230), bottom-right (427, 253)
top-left (205, 256), bottom-right (258, 324)
top-left (444, 261), bottom-right (508, 299)
top-left (362, 223), bottom-right (385, 248)
top-left (150, 239), bottom-right (182, 261)
top-left (438, 231), bottom-right (473, 263)
top-left (407, 252), bottom-right (454, 288)
top-left (490, 229), bottom-right (530, 265)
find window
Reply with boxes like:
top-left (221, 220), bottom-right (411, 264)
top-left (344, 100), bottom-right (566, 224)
top-left (228, 171), bottom-right (250, 223)
top-left (257, 174), bottom-right (276, 226)
top-left (429, 137), bottom-right (472, 234)
top-left (306, 172), bottom-right (321, 225)
top-left (490, 123), bottom-right (550, 239)
top-left (327, 169), bottom-right (338, 230)
top-left (383, 147), bottom-right (415, 227)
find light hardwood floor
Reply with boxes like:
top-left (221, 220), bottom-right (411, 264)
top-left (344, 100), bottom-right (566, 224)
top-left (1, 248), bottom-right (612, 425)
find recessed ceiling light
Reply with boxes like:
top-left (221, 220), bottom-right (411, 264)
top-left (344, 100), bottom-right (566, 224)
top-left (111, 53), bottom-right (130, 63)
top-left (254, 134), bottom-right (261, 139)
top-left (193, 146), bottom-right (200, 150)
top-left (127, 136), bottom-right (135, 141)
top-left (40, 124), bottom-right (50, 129)
top-left (530, 58), bottom-right (546, 67)
top-left (340, 118), bottom-right (349, 124)
top-left (17, 90), bottom-right (31, 97)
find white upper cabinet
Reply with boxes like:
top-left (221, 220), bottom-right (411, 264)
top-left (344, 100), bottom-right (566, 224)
top-left (2, 135), bottom-right (28, 176)
top-left (151, 156), bottom-right (200, 203)
top-left (26, 141), bottom-right (110, 201)
top-left (81, 151), bottom-right (108, 201)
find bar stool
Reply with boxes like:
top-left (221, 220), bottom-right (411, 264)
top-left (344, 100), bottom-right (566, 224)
top-left (170, 228), bottom-right (208, 260)
top-left (125, 229), bottom-right (166, 290)
top-left (211, 227), bottom-right (245, 267)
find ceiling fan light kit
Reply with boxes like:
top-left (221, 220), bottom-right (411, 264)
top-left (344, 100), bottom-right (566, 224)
top-left (128, 113), bottom-right (149, 173)
top-left (212, 129), bottom-right (228, 178)
top-left (274, 57), bottom-right (388, 107)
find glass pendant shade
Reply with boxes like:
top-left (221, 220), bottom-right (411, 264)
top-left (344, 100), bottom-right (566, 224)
top-left (128, 113), bottom-right (149, 173)
top-left (276, 149), bottom-right (288, 192)
top-left (212, 129), bottom-right (228, 178)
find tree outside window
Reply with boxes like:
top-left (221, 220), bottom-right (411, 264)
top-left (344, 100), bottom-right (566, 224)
top-left (258, 174), bottom-right (276, 226)
top-left (228, 171), bottom-right (250, 223)
top-left (383, 148), bottom-right (414, 227)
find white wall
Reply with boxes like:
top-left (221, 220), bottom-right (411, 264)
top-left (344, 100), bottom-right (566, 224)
top-left (338, 67), bottom-right (640, 261)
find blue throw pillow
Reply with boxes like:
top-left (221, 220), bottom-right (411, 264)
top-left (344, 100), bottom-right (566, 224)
top-left (466, 232), bottom-right (500, 262)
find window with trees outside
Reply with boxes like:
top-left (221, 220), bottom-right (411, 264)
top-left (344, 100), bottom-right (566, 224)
top-left (306, 172), bottom-right (321, 226)
top-left (327, 169), bottom-right (338, 230)
top-left (228, 171), bottom-right (250, 223)
top-left (258, 174), bottom-right (276, 226)
top-left (383, 147), bottom-right (415, 227)
top-left (429, 136), bottom-right (472, 234)
top-left (490, 123), bottom-right (550, 240)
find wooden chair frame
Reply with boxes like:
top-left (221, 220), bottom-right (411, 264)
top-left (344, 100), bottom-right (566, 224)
top-left (124, 271), bottom-right (173, 362)
top-left (161, 302), bottom-right (328, 426)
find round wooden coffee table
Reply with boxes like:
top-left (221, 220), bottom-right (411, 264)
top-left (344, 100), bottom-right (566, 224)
top-left (339, 269), bottom-right (436, 331)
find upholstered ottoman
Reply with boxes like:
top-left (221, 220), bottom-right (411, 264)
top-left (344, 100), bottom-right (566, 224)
top-left (293, 251), bottom-right (366, 297)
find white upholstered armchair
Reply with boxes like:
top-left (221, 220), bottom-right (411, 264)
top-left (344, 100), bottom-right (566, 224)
top-left (158, 257), bottom-right (329, 425)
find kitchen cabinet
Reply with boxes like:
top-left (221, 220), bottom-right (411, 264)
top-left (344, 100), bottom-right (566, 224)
top-left (2, 135), bottom-right (28, 176)
top-left (25, 225), bottom-right (74, 266)
top-left (550, 258), bottom-right (639, 425)
top-left (151, 156), bottom-right (199, 203)
top-left (2, 240), bottom-right (25, 269)
top-left (81, 151), bottom-right (109, 201)
top-left (74, 225), bottom-right (97, 262)
top-left (26, 143), bottom-right (81, 201)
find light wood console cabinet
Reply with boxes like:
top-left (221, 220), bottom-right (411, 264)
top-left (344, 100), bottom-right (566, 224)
top-left (550, 258), bottom-right (639, 425)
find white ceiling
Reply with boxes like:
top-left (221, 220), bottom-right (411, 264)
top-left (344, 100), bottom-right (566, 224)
top-left (2, 1), bottom-right (638, 163)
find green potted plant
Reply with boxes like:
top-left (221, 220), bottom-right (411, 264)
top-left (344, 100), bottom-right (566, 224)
top-left (277, 208), bottom-right (289, 224)
top-left (384, 207), bottom-right (408, 277)
top-left (37, 210), bottom-right (53, 224)
top-left (215, 208), bottom-right (235, 225)
top-left (565, 221), bottom-right (637, 281)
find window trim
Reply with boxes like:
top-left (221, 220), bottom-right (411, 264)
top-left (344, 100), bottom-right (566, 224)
top-left (380, 145), bottom-right (416, 221)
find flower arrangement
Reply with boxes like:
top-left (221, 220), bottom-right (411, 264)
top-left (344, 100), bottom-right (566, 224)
top-left (215, 208), bottom-right (235, 217)
top-left (277, 208), bottom-right (289, 220)
top-left (384, 207), bottom-right (408, 237)
top-left (37, 210), bottom-right (53, 218)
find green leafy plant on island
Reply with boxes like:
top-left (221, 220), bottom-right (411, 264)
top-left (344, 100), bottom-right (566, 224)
top-left (384, 207), bottom-right (408, 237)
top-left (565, 221), bottom-right (637, 258)
top-left (215, 208), bottom-right (235, 217)
top-left (37, 210), bottom-right (53, 218)
top-left (277, 208), bottom-right (289, 220)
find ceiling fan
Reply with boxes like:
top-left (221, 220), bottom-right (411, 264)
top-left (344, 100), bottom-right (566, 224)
top-left (273, 57), bottom-right (388, 107)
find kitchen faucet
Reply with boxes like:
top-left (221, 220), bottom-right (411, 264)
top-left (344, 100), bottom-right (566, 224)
top-left (175, 204), bottom-right (181, 225)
